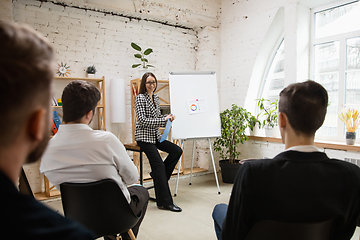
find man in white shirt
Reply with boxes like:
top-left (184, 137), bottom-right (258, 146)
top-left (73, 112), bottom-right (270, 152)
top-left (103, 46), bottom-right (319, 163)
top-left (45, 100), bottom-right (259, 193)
top-left (41, 80), bottom-right (149, 240)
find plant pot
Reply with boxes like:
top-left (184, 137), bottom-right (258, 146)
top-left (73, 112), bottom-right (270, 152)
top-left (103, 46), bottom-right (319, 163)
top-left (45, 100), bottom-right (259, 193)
top-left (219, 159), bottom-right (242, 184)
top-left (265, 126), bottom-right (273, 137)
top-left (346, 132), bottom-right (356, 145)
top-left (249, 124), bottom-right (260, 136)
top-left (264, 126), bottom-right (279, 138)
top-left (87, 73), bottom-right (95, 78)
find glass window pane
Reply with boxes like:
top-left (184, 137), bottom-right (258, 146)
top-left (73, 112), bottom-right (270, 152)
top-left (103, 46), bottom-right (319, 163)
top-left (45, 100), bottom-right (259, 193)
top-left (260, 40), bottom-right (284, 103)
top-left (346, 37), bottom-right (360, 116)
top-left (315, 1), bottom-right (360, 39)
top-left (314, 41), bottom-right (340, 137)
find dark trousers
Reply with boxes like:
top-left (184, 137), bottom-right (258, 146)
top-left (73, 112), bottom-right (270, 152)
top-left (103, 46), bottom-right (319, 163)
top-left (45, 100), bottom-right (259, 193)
top-left (137, 140), bottom-right (182, 206)
top-left (104, 185), bottom-right (149, 240)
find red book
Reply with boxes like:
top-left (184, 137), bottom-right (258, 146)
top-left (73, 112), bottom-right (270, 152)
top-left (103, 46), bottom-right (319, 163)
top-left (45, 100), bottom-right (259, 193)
top-left (52, 119), bottom-right (58, 135)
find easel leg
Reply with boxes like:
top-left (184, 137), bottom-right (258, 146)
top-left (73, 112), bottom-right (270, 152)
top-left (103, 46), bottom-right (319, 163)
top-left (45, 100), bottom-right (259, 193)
top-left (174, 140), bottom-right (184, 197)
top-left (208, 138), bottom-right (221, 194)
top-left (190, 140), bottom-right (195, 185)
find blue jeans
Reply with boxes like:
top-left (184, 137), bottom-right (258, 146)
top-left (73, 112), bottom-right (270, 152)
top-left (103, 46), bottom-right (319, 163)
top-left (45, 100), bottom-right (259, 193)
top-left (212, 203), bottom-right (228, 240)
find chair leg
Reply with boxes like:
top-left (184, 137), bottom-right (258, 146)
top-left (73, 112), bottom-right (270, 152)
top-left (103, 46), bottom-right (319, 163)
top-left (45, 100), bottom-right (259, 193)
top-left (128, 229), bottom-right (136, 240)
top-left (114, 230), bottom-right (136, 240)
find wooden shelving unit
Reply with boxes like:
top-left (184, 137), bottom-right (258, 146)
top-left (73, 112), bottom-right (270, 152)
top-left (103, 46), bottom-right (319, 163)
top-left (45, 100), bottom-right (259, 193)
top-left (35, 76), bottom-right (106, 200)
top-left (53, 76), bottom-right (106, 131)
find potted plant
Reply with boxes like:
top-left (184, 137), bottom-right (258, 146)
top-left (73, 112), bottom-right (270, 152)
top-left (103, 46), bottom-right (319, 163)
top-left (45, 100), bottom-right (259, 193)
top-left (256, 98), bottom-right (278, 137)
top-left (248, 114), bottom-right (260, 136)
top-left (339, 108), bottom-right (360, 145)
top-left (86, 65), bottom-right (96, 78)
top-left (213, 104), bottom-right (258, 183)
top-left (131, 42), bottom-right (154, 78)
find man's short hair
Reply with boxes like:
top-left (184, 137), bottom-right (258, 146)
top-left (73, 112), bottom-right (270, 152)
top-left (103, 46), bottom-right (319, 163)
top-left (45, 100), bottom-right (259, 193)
top-left (0, 21), bottom-right (54, 147)
top-left (62, 80), bottom-right (101, 123)
top-left (279, 80), bottom-right (328, 136)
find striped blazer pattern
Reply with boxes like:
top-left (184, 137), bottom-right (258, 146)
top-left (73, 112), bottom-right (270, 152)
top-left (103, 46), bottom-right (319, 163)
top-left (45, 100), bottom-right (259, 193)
top-left (135, 92), bottom-right (166, 144)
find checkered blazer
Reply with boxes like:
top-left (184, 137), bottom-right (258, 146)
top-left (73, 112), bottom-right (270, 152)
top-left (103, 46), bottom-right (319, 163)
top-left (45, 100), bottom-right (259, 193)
top-left (134, 92), bottom-right (166, 144)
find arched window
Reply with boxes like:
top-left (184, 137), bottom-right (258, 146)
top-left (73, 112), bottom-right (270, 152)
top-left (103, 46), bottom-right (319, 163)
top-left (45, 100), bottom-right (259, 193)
top-left (259, 39), bottom-right (285, 103)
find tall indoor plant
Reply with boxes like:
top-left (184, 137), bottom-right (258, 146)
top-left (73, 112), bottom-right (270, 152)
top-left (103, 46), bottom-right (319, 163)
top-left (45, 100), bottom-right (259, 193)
top-left (213, 104), bottom-right (258, 183)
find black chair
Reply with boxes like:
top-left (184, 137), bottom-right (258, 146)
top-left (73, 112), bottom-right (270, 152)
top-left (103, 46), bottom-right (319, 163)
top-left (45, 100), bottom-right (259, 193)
top-left (60, 179), bottom-right (139, 240)
top-left (244, 219), bottom-right (334, 240)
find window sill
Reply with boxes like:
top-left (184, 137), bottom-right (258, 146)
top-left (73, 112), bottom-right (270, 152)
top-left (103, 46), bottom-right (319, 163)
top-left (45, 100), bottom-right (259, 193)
top-left (248, 135), bottom-right (360, 152)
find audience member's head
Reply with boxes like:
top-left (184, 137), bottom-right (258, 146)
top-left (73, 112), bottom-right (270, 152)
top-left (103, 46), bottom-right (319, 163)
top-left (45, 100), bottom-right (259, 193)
top-left (62, 80), bottom-right (101, 123)
top-left (278, 80), bottom-right (328, 137)
top-left (0, 21), bottom-right (54, 164)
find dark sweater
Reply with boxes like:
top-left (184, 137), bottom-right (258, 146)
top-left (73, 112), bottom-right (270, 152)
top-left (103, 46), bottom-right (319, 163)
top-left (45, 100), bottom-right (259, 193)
top-left (222, 151), bottom-right (360, 240)
top-left (0, 170), bottom-right (94, 239)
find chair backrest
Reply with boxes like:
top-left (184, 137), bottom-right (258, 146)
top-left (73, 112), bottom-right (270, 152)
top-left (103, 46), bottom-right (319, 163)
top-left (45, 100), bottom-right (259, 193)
top-left (60, 179), bottom-right (139, 238)
top-left (244, 219), bottom-right (334, 240)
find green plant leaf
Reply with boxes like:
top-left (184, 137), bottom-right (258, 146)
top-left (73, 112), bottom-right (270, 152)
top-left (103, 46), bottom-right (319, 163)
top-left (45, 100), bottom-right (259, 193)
top-left (131, 42), bottom-right (141, 51)
top-left (213, 103), bottom-right (257, 163)
top-left (144, 48), bottom-right (153, 55)
top-left (134, 54), bottom-right (142, 58)
top-left (141, 58), bottom-right (148, 63)
top-left (132, 64), bottom-right (141, 68)
top-left (147, 65), bottom-right (155, 68)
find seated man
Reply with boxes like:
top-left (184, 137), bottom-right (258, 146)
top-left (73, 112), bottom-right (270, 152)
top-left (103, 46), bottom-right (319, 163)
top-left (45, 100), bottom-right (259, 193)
top-left (0, 21), bottom-right (94, 239)
top-left (40, 80), bottom-right (149, 240)
top-left (213, 80), bottom-right (360, 240)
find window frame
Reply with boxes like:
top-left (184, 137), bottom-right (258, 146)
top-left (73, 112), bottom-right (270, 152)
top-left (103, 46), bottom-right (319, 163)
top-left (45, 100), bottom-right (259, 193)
top-left (310, 0), bottom-right (360, 141)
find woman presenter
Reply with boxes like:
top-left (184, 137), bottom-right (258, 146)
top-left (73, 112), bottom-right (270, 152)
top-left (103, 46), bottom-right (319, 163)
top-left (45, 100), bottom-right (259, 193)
top-left (135, 72), bottom-right (183, 212)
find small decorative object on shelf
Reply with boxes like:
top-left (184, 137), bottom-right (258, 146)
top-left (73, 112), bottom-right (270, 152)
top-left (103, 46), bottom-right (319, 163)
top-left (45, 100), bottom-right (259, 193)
top-left (346, 132), bottom-right (356, 145)
top-left (339, 108), bottom-right (360, 145)
top-left (56, 62), bottom-right (71, 77)
top-left (86, 65), bottom-right (97, 78)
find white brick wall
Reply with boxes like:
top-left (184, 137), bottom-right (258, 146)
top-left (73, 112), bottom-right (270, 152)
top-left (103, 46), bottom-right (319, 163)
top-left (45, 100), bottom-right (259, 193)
top-left (11, 0), bottom-right (218, 192)
top-left (220, 0), bottom-right (284, 110)
top-left (238, 139), bottom-right (360, 164)
top-left (0, 0), bottom-right (12, 21)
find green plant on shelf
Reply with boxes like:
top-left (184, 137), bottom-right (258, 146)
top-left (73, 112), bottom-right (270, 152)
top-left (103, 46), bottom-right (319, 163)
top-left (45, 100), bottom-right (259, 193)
top-left (86, 65), bottom-right (97, 74)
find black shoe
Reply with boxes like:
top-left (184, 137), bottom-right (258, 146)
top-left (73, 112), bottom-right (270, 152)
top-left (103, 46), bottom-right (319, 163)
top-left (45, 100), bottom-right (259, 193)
top-left (157, 203), bottom-right (182, 212)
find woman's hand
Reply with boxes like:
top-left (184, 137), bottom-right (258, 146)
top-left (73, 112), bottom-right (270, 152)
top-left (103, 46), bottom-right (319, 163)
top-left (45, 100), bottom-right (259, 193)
top-left (165, 114), bottom-right (176, 122)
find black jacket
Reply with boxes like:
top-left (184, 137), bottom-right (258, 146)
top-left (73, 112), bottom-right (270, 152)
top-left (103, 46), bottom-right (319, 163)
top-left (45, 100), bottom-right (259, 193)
top-left (222, 150), bottom-right (360, 240)
top-left (0, 171), bottom-right (94, 239)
